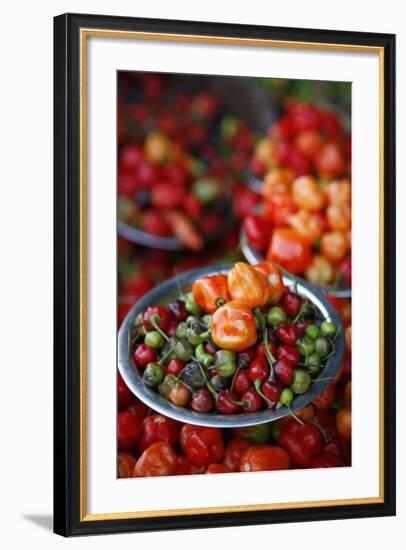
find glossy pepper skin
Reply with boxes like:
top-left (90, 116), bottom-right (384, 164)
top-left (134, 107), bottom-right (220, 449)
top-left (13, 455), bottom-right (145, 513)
top-left (279, 420), bottom-right (323, 467)
top-left (192, 274), bottom-right (230, 314)
top-left (134, 442), bottom-right (179, 477)
top-left (253, 261), bottom-right (286, 304)
top-left (267, 228), bottom-right (312, 274)
top-left (211, 300), bottom-right (257, 352)
top-left (227, 262), bottom-right (270, 309)
top-left (179, 425), bottom-right (224, 468)
top-left (240, 445), bottom-right (290, 472)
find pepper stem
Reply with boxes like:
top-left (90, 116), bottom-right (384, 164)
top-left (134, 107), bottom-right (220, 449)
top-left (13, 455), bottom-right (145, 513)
top-left (150, 314), bottom-right (170, 342)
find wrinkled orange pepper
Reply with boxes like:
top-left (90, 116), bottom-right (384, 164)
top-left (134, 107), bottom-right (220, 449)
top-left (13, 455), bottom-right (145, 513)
top-left (292, 175), bottom-right (326, 212)
top-left (211, 300), bottom-right (257, 352)
top-left (253, 261), bottom-right (285, 304)
top-left (227, 262), bottom-right (270, 308)
top-left (287, 209), bottom-right (322, 243)
top-left (192, 274), bottom-right (230, 313)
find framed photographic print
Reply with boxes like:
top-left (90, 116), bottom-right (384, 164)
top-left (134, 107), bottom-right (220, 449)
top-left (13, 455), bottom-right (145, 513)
top-left (53, 13), bottom-right (396, 536)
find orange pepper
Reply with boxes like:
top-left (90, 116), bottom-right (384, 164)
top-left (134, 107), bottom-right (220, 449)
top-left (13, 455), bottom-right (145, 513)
top-left (320, 231), bottom-right (348, 263)
top-left (336, 406), bottom-right (351, 440)
top-left (305, 255), bottom-right (334, 286)
top-left (262, 168), bottom-right (295, 200)
top-left (117, 452), bottom-right (137, 478)
top-left (192, 274), bottom-right (230, 313)
top-left (287, 209), bottom-right (322, 243)
top-left (326, 202), bottom-right (351, 231)
top-left (324, 179), bottom-right (351, 205)
top-left (267, 229), bottom-right (312, 274)
top-left (227, 262), bottom-right (270, 308)
top-left (253, 260), bottom-right (285, 304)
top-left (292, 175), bottom-right (326, 212)
top-left (211, 300), bottom-right (257, 352)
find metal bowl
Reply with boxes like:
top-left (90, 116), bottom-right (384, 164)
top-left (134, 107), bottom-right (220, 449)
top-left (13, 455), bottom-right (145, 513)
top-left (118, 193), bottom-right (234, 251)
top-left (240, 229), bottom-right (352, 299)
top-left (118, 264), bottom-right (345, 428)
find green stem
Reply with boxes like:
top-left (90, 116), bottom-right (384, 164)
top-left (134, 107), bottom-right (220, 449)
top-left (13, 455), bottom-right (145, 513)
top-left (150, 315), bottom-right (170, 342)
top-left (292, 298), bottom-right (309, 324)
top-left (287, 404), bottom-right (304, 425)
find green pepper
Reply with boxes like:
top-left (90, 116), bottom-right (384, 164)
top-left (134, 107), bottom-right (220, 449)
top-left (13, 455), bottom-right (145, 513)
top-left (158, 374), bottom-right (177, 399)
top-left (174, 339), bottom-right (193, 361)
top-left (144, 330), bottom-right (165, 349)
top-left (320, 320), bottom-right (336, 337)
top-left (280, 387), bottom-right (294, 405)
top-left (297, 337), bottom-right (314, 357)
top-left (143, 362), bottom-right (164, 388)
top-left (192, 178), bottom-right (221, 205)
top-left (305, 324), bottom-right (319, 340)
top-left (214, 349), bottom-right (237, 378)
top-left (314, 336), bottom-right (330, 357)
top-left (184, 292), bottom-right (203, 316)
top-left (290, 369), bottom-right (311, 395)
top-left (267, 306), bottom-right (287, 327)
top-left (175, 321), bottom-right (188, 339)
top-left (307, 352), bottom-right (321, 367)
top-left (220, 115), bottom-right (238, 141)
top-left (234, 423), bottom-right (271, 445)
top-left (195, 343), bottom-right (214, 367)
top-left (186, 315), bottom-right (210, 346)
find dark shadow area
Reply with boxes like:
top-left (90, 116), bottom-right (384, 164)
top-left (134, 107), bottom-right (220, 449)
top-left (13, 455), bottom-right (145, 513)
top-left (22, 514), bottom-right (53, 532)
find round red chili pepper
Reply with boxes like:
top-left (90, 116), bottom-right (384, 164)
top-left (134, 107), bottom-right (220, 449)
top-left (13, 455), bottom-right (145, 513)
top-left (233, 369), bottom-right (252, 395)
top-left (276, 345), bottom-right (300, 367)
top-left (248, 357), bottom-right (269, 382)
top-left (216, 391), bottom-right (241, 414)
top-left (133, 343), bottom-right (158, 369)
top-left (139, 414), bottom-right (181, 453)
top-left (276, 323), bottom-right (299, 345)
top-left (274, 358), bottom-right (294, 386)
top-left (143, 305), bottom-right (171, 331)
top-left (222, 438), bottom-right (251, 472)
top-left (180, 425), bottom-right (224, 468)
top-left (117, 411), bottom-right (143, 451)
top-left (279, 420), bottom-right (323, 467)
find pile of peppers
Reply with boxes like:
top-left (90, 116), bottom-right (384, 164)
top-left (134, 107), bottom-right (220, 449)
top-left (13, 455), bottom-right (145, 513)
top-left (131, 260), bottom-right (338, 415)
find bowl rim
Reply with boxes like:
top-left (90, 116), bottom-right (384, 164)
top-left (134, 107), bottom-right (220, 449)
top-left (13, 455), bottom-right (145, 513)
top-left (118, 263), bottom-right (345, 427)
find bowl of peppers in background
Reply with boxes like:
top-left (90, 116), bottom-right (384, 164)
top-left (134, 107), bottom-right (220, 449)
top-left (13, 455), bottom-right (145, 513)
top-left (118, 260), bottom-right (345, 428)
top-left (117, 73), bottom-right (272, 251)
top-left (242, 99), bottom-right (352, 298)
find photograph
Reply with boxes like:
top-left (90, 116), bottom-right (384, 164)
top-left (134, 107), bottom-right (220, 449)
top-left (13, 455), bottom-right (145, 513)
top-left (52, 13), bottom-right (395, 536)
top-left (117, 72), bottom-right (353, 479)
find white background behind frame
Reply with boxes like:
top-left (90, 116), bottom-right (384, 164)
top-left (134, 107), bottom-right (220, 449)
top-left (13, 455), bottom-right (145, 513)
top-left (87, 35), bottom-right (379, 514)
top-left (0, 1), bottom-right (402, 548)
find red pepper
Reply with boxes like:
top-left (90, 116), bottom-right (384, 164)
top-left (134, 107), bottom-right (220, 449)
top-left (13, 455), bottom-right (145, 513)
top-left (276, 323), bottom-right (299, 345)
top-left (222, 438), bottom-right (251, 472)
top-left (240, 445), bottom-right (290, 472)
top-left (279, 420), bottom-right (323, 467)
top-left (180, 425), bottom-right (224, 468)
top-left (139, 414), bottom-right (181, 453)
top-left (233, 369), bottom-right (252, 395)
top-left (134, 442), bottom-right (178, 477)
top-left (311, 454), bottom-right (344, 468)
top-left (243, 214), bottom-right (271, 251)
top-left (276, 345), bottom-right (300, 367)
top-left (267, 228), bottom-right (312, 274)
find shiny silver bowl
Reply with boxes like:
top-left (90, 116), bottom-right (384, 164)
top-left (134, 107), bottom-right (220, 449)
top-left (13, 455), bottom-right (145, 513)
top-left (118, 264), bottom-right (345, 427)
top-left (240, 230), bottom-right (352, 299)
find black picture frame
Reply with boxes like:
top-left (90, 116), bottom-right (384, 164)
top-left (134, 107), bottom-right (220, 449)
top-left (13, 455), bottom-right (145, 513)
top-left (54, 12), bottom-right (396, 537)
